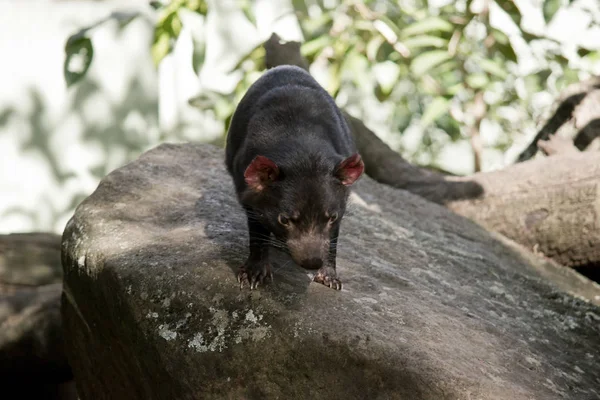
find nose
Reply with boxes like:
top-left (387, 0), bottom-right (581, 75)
top-left (301, 258), bottom-right (323, 270)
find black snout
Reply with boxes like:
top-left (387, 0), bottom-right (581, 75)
top-left (301, 258), bottom-right (323, 270)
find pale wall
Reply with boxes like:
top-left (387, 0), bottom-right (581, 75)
top-left (0, 0), bottom-right (301, 234)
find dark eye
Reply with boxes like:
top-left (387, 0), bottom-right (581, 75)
top-left (328, 212), bottom-right (338, 223)
top-left (278, 214), bottom-right (290, 226)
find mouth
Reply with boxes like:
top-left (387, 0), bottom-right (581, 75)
top-left (285, 237), bottom-right (327, 270)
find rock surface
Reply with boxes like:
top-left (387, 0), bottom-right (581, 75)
top-left (61, 143), bottom-right (600, 400)
top-left (0, 232), bottom-right (76, 399)
top-left (0, 232), bottom-right (64, 288)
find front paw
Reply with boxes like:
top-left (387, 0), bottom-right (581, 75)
top-left (237, 258), bottom-right (273, 290)
top-left (313, 266), bottom-right (342, 290)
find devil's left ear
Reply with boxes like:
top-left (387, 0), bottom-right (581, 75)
top-left (334, 153), bottom-right (364, 186)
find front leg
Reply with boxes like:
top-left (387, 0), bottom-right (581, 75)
top-left (313, 224), bottom-right (343, 290)
top-left (238, 213), bottom-right (273, 290)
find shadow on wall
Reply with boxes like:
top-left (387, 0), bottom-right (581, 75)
top-left (0, 74), bottom-right (160, 232)
top-left (0, 0), bottom-right (275, 234)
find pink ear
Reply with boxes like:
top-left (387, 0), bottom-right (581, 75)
top-left (244, 155), bottom-right (280, 191)
top-left (335, 153), bottom-right (364, 186)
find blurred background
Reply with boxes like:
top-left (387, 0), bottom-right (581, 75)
top-left (1, 0), bottom-right (599, 235)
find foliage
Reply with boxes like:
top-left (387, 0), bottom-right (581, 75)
top-left (150, 0), bottom-right (208, 66)
top-left (63, 11), bottom-right (139, 87)
top-left (65, 0), bottom-right (599, 173)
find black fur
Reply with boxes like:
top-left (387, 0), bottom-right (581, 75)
top-left (225, 65), bottom-right (361, 290)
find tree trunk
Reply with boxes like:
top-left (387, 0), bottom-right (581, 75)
top-left (263, 34), bottom-right (600, 270)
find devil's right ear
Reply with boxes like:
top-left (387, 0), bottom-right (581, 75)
top-left (244, 155), bottom-right (280, 191)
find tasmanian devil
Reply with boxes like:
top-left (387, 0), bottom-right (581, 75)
top-left (225, 65), bottom-right (364, 290)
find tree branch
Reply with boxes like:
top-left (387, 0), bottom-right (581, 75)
top-left (516, 76), bottom-right (600, 162)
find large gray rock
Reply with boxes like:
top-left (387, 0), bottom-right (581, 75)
top-left (61, 143), bottom-right (600, 400)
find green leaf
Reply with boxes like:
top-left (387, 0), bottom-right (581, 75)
top-left (152, 31), bottom-right (171, 66)
top-left (496, 1), bottom-right (522, 27)
top-left (543, 0), bottom-right (561, 24)
top-left (491, 28), bottom-right (509, 45)
top-left (375, 15), bottom-right (404, 38)
top-left (366, 35), bottom-right (385, 61)
top-left (168, 13), bottom-right (183, 37)
top-left (437, 114), bottom-right (462, 141)
top-left (536, 69), bottom-right (552, 82)
top-left (491, 29), bottom-right (517, 62)
top-left (478, 58), bottom-right (507, 79)
top-left (302, 12), bottom-right (332, 36)
top-left (188, 91), bottom-right (220, 109)
top-left (191, 37), bottom-right (206, 75)
top-left (291, 0), bottom-right (309, 16)
top-left (434, 59), bottom-right (459, 75)
top-left (186, 0), bottom-right (208, 14)
top-left (240, 0), bottom-right (256, 27)
top-left (301, 35), bottom-right (331, 57)
top-left (494, 43), bottom-right (518, 63)
top-left (581, 50), bottom-right (600, 62)
top-left (403, 35), bottom-right (448, 50)
top-left (111, 11), bottom-right (139, 30)
top-left (354, 20), bottom-right (375, 31)
top-left (518, 74), bottom-right (541, 100)
top-left (228, 43), bottom-right (264, 73)
top-left (550, 52), bottom-right (570, 65)
top-left (401, 17), bottom-right (453, 37)
top-left (410, 50), bottom-right (452, 76)
top-left (466, 73), bottom-right (489, 89)
top-left (577, 47), bottom-right (592, 57)
top-left (343, 49), bottom-right (370, 84)
top-left (373, 61), bottom-right (400, 94)
top-left (446, 82), bottom-right (466, 96)
top-left (150, 1), bottom-right (164, 10)
top-left (327, 62), bottom-right (342, 96)
top-left (555, 67), bottom-right (579, 91)
top-left (420, 97), bottom-right (450, 127)
top-left (374, 84), bottom-right (391, 102)
top-left (214, 97), bottom-right (234, 120)
top-left (63, 35), bottom-right (94, 87)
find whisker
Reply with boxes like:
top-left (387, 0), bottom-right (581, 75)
top-left (274, 259), bottom-right (293, 272)
top-left (252, 237), bottom-right (287, 246)
top-left (250, 239), bottom-right (289, 250)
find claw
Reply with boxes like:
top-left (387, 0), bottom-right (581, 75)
top-left (237, 261), bottom-right (272, 290)
top-left (313, 267), bottom-right (342, 291)
top-left (237, 267), bottom-right (250, 290)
